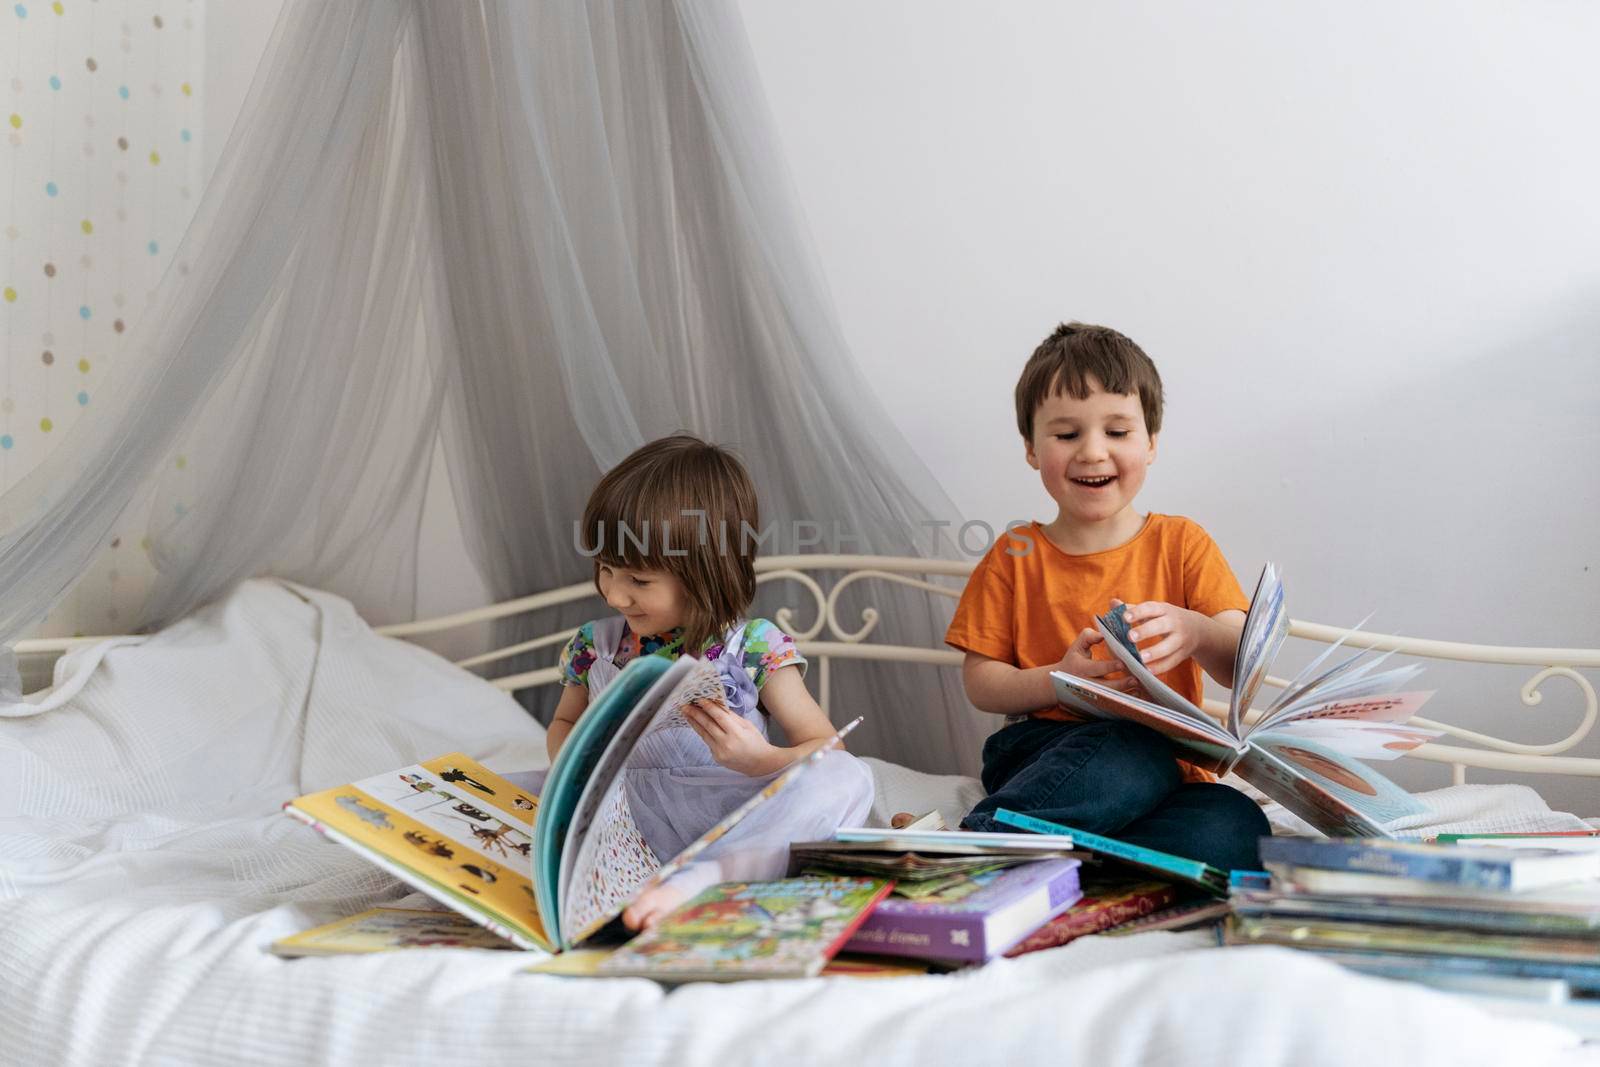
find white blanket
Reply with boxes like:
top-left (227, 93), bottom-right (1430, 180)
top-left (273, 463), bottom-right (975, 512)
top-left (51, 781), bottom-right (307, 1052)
top-left (0, 581), bottom-right (1591, 1066)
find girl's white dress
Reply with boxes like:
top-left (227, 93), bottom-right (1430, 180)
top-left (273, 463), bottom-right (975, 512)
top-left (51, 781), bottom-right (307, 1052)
top-left (572, 615), bottom-right (875, 899)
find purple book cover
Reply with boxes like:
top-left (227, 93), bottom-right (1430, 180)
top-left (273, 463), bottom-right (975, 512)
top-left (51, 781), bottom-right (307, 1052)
top-left (844, 858), bottom-right (1082, 963)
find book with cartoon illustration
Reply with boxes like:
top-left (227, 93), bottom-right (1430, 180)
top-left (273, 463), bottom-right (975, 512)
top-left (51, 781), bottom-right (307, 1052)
top-left (592, 876), bottom-right (894, 981)
top-left (1052, 563), bottom-right (1439, 836)
top-left (284, 655), bottom-right (859, 953)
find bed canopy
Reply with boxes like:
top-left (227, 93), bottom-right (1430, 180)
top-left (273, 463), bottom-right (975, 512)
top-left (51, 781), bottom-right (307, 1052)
top-left (0, 0), bottom-right (985, 774)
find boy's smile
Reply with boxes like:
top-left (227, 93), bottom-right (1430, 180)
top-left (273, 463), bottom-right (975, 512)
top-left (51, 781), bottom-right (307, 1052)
top-left (1025, 379), bottom-right (1157, 552)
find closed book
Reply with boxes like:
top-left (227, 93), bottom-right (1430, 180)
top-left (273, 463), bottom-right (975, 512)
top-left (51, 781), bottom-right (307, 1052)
top-left (596, 876), bottom-right (893, 982)
top-left (1259, 836), bottom-right (1600, 892)
top-left (1226, 913), bottom-right (1600, 966)
top-left (993, 808), bottom-right (1230, 895)
top-left (845, 858), bottom-right (1082, 963)
top-left (1005, 881), bottom-right (1180, 957)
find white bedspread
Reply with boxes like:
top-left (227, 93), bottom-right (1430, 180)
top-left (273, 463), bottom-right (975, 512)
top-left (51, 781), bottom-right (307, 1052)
top-left (0, 581), bottom-right (1592, 1066)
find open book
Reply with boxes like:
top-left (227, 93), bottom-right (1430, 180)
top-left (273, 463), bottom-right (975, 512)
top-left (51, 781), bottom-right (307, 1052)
top-left (285, 654), bottom-right (859, 952)
top-left (1051, 563), bottom-right (1438, 836)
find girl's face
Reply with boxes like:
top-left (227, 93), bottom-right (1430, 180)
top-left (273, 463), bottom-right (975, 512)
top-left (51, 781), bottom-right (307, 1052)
top-left (598, 563), bottom-right (690, 637)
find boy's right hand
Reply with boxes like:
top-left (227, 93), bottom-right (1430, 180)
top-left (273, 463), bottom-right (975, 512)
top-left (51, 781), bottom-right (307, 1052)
top-left (1057, 627), bottom-right (1137, 690)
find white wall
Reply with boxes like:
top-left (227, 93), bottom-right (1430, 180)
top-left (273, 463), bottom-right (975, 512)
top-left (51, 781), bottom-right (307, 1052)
top-left (206, 2), bottom-right (1600, 804)
top-left (735, 1), bottom-right (1600, 805)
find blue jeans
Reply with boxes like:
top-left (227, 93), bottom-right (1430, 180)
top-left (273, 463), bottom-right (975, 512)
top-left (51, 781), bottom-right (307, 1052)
top-left (961, 718), bottom-right (1270, 872)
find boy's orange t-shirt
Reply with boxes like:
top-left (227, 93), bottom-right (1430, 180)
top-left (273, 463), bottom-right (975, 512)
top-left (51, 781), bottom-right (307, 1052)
top-left (945, 513), bottom-right (1249, 784)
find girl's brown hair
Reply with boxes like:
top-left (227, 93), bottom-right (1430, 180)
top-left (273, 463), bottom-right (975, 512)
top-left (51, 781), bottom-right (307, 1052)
top-left (579, 434), bottom-right (758, 652)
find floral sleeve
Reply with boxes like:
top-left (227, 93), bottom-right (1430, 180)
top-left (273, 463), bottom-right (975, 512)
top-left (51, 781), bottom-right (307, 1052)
top-left (558, 622), bottom-right (599, 688)
top-left (740, 618), bottom-right (805, 689)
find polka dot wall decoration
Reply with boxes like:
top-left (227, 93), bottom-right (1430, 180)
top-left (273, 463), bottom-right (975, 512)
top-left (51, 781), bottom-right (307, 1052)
top-left (2, 0), bottom-right (205, 637)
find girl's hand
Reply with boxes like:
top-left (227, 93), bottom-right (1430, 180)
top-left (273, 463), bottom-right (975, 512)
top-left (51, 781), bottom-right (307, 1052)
top-left (1057, 627), bottom-right (1137, 690)
top-left (683, 699), bottom-right (780, 776)
top-left (1119, 599), bottom-right (1204, 676)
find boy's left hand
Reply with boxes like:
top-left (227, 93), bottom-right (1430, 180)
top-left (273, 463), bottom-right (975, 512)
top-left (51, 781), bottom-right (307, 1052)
top-left (1118, 600), bottom-right (1205, 677)
top-left (683, 699), bottom-right (778, 776)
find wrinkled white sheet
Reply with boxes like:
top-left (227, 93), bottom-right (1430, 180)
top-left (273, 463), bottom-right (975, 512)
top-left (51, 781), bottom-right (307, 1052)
top-left (0, 581), bottom-right (1591, 1066)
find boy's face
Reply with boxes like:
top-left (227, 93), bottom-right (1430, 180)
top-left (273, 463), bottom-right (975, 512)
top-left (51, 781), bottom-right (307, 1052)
top-left (1024, 379), bottom-right (1157, 529)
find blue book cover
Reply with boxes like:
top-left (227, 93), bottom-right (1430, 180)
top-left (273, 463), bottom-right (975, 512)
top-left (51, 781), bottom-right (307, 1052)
top-left (993, 808), bottom-right (1229, 895)
top-left (1259, 836), bottom-right (1600, 892)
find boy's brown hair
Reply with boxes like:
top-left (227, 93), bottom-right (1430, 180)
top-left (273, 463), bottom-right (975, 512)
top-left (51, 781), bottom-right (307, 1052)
top-left (1014, 322), bottom-right (1164, 440)
top-left (579, 434), bottom-right (758, 652)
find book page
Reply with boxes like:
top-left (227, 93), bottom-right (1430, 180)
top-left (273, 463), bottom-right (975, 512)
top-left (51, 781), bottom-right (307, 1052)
top-left (1051, 672), bottom-right (1243, 771)
top-left (532, 654), bottom-right (687, 948)
top-left (564, 717), bottom-right (864, 947)
top-left (1260, 715), bottom-right (1439, 760)
top-left (1246, 690), bottom-right (1439, 758)
top-left (1228, 563), bottom-right (1289, 737)
top-left (1238, 734), bottom-right (1426, 836)
top-left (1093, 608), bottom-right (1208, 720)
top-left (557, 657), bottom-right (723, 943)
top-left (286, 754), bottom-right (548, 949)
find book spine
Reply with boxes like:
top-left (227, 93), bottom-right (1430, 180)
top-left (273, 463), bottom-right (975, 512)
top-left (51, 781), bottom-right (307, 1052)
top-left (845, 906), bottom-right (992, 963)
top-left (1259, 838), bottom-right (1518, 889)
top-left (994, 809), bottom-right (1218, 886)
top-left (844, 865), bottom-right (1081, 963)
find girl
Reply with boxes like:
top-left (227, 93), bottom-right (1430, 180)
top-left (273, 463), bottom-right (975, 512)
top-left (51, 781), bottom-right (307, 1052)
top-left (550, 434), bottom-right (875, 930)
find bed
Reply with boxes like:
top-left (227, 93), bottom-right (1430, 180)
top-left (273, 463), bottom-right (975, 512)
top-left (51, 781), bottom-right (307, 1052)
top-left (3, 558), bottom-right (1598, 1066)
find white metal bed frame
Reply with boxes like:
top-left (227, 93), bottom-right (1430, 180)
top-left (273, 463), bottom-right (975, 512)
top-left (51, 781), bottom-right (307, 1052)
top-left (18, 555), bottom-right (1599, 785)
top-left (369, 555), bottom-right (1600, 787)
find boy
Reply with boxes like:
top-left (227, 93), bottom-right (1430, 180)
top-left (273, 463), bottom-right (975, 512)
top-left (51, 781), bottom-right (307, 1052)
top-left (947, 322), bottom-right (1270, 871)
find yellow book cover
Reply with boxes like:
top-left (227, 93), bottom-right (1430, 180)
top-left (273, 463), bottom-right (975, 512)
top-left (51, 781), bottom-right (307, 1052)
top-left (285, 754), bottom-right (551, 950)
top-left (272, 907), bottom-right (515, 957)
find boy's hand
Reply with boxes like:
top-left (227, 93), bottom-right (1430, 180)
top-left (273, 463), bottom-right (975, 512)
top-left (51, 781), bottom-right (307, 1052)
top-left (683, 699), bottom-right (779, 776)
top-left (1057, 627), bottom-right (1137, 690)
top-left (1119, 600), bottom-right (1205, 676)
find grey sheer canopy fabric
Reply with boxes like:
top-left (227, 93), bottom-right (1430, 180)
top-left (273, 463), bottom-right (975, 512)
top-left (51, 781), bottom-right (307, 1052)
top-left (0, 0), bottom-right (987, 775)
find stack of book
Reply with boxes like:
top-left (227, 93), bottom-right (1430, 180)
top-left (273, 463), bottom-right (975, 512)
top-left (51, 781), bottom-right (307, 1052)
top-left (789, 826), bottom-right (1085, 964)
top-left (1226, 834), bottom-right (1600, 993)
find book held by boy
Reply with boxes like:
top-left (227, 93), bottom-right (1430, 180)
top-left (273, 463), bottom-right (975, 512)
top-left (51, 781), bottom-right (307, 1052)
top-left (1054, 563), bottom-right (1440, 837)
top-left (283, 654), bottom-right (859, 953)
